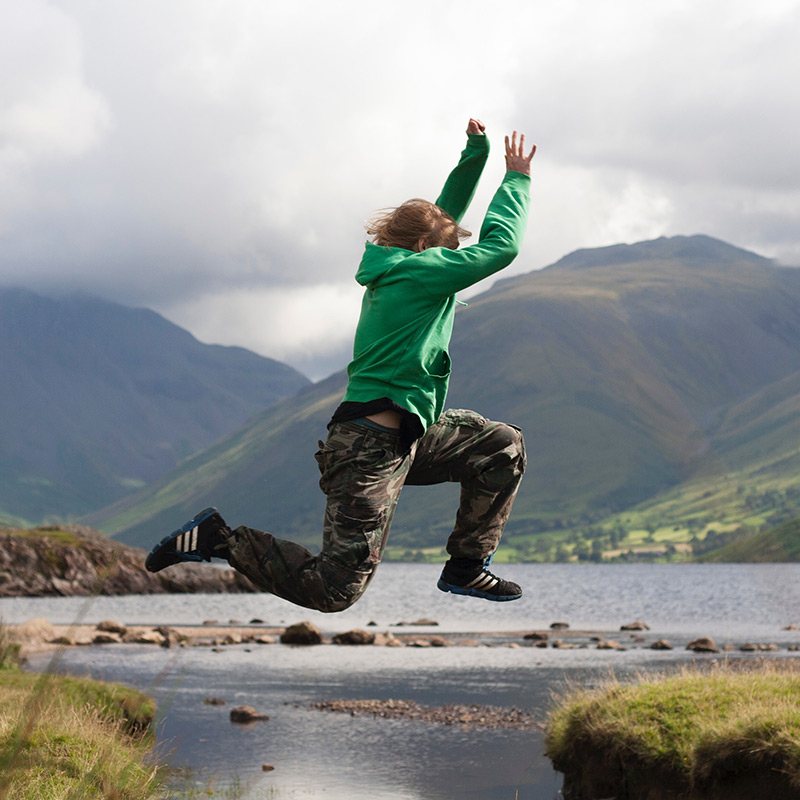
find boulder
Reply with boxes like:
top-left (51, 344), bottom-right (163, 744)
top-left (596, 639), bottom-right (622, 650)
top-left (229, 705), bottom-right (269, 723)
top-left (331, 629), bottom-right (375, 645)
top-left (650, 639), bottom-right (673, 650)
top-left (280, 621), bottom-right (322, 645)
top-left (96, 619), bottom-right (127, 635)
top-left (523, 631), bottom-right (549, 641)
top-left (686, 637), bottom-right (719, 653)
top-left (10, 618), bottom-right (56, 647)
top-left (620, 620), bottom-right (650, 631)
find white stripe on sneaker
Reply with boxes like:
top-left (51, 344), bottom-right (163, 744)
top-left (466, 572), bottom-right (494, 590)
top-left (189, 526), bottom-right (198, 551)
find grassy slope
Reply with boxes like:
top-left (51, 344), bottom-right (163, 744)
top-left (546, 665), bottom-right (800, 794)
top-left (0, 667), bottom-right (160, 799)
top-left (702, 517), bottom-right (800, 562)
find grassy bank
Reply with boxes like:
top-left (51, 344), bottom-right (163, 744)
top-left (0, 625), bottom-right (162, 800)
top-left (545, 663), bottom-right (800, 799)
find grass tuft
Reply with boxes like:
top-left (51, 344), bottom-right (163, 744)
top-left (546, 662), bottom-right (800, 794)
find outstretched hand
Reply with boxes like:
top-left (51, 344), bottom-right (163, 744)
top-left (466, 118), bottom-right (486, 135)
top-left (504, 131), bottom-right (536, 176)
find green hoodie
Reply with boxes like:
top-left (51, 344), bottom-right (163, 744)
top-left (342, 133), bottom-right (531, 432)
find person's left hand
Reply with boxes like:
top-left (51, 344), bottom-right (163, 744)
top-left (466, 118), bottom-right (486, 135)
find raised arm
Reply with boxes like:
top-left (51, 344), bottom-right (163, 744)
top-left (434, 118), bottom-right (490, 223)
top-left (416, 130), bottom-right (536, 296)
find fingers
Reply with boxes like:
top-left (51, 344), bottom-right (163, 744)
top-left (505, 131), bottom-right (537, 159)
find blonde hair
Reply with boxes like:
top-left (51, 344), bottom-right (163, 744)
top-left (366, 199), bottom-right (471, 251)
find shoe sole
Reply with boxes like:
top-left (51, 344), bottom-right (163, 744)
top-left (144, 507), bottom-right (220, 573)
top-left (437, 578), bottom-right (522, 602)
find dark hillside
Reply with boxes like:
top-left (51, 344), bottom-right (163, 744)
top-left (0, 288), bottom-right (309, 521)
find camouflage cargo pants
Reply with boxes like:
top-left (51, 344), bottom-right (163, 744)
top-left (225, 409), bottom-right (526, 612)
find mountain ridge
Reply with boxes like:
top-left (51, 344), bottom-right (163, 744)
top-left (0, 287), bottom-right (310, 522)
top-left (91, 234), bottom-right (800, 557)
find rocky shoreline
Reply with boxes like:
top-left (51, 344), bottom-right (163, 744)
top-left (0, 527), bottom-right (255, 596)
top-left (8, 616), bottom-right (800, 659)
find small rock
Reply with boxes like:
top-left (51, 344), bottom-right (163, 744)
top-left (549, 621), bottom-right (570, 630)
top-left (722, 643), bottom-right (736, 652)
top-left (534, 640), bottom-right (548, 648)
top-left (155, 626), bottom-right (185, 648)
top-left (428, 636), bottom-right (447, 647)
top-left (331, 629), bottom-right (375, 645)
top-left (228, 619), bottom-right (242, 625)
top-left (123, 630), bottom-right (165, 645)
top-left (280, 621), bottom-right (322, 645)
top-left (523, 632), bottom-right (548, 641)
top-left (687, 637), bottom-right (719, 653)
top-left (92, 632), bottom-right (123, 645)
top-left (202, 619), bottom-right (219, 626)
top-left (366, 620), bottom-right (378, 627)
top-left (394, 618), bottom-right (439, 626)
top-left (409, 639), bottom-right (431, 648)
top-left (249, 618), bottom-right (265, 625)
top-left (759, 643), bottom-right (779, 652)
top-left (552, 639), bottom-right (577, 649)
top-left (788, 644), bottom-right (800, 652)
top-left (223, 633), bottom-right (243, 645)
top-left (650, 639), bottom-right (673, 650)
top-left (261, 764), bottom-right (275, 772)
top-left (229, 705), bottom-right (269, 723)
top-left (48, 635), bottom-right (75, 646)
top-left (740, 642), bottom-right (758, 652)
top-left (254, 635), bottom-right (276, 645)
top-left (596, 639), bottom-right (622, 650)
top-left (96, 619), bottom-right (127, 636)
top-left (204, 697), bottom-right (226, 705)
top-left (382, 635), bottom-right (404, 647)
top-left (783, 624), bottom-right (798, 631)
top-left (620, 620), bottom-right (650, 631)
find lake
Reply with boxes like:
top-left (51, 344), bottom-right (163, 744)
top-left (9, 563), bottom-right (800, 799)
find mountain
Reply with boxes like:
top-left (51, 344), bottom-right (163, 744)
top-left (0, 288), bottom-right (310, 522)
top-left (92, 235), bottom-right (800, 554)
top-left (700, 517), bottom-right (800, 562)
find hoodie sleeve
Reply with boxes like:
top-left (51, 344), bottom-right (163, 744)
top-left (434, 134), bottom-right (490, 223)
top-left (415, 170), bottom-right (531, 297)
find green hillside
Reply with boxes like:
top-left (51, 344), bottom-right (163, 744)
top-left (92, 235), bottom-right (800, 559)
top-left (700, 517), bottom-right (800, 562)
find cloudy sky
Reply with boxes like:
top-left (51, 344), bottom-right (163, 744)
top-left (2, 0), bottom-right (799, 378)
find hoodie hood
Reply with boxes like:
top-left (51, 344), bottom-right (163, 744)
top-left (356, 242), bottom-right (414, 287)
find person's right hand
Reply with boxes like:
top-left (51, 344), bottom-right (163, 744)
top-left (466, 118), bottom-right (486, 135)
top-left (504, 131), bottom-right (536, 176)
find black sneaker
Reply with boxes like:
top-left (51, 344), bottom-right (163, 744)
top-left (145, 507), bottom-right (231, 573)
top-left (437, 558), bottom-right (522, 602)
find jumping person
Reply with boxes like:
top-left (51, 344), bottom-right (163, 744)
top-left (146, 118), bottom-right (536, 611)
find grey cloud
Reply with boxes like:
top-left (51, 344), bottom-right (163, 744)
top-left (2, 0), bottom-right (799, 376)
